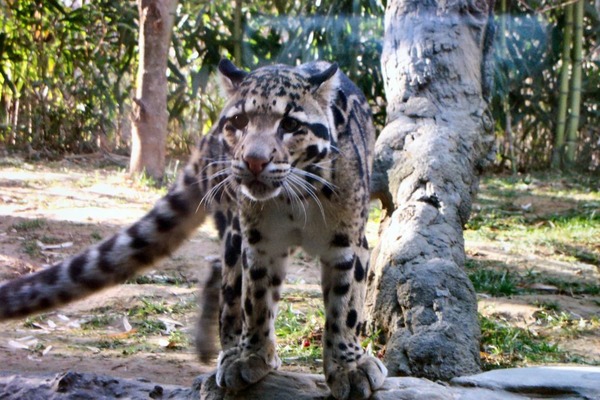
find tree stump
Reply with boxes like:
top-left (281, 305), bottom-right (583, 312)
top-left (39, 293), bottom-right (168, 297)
top-left (366, 0), bottom-right (496, 380)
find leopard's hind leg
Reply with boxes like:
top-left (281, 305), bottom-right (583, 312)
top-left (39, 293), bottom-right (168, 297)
top-left (195, 205), bottom-right (244, 362)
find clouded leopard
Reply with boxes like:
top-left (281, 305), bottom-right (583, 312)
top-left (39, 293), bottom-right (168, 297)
top-left (0, 59), bottom-right (387, 399)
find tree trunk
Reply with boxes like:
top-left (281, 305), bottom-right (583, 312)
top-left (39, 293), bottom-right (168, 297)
top-left (552, 2), bottom-right (574, 170)
top-left (129, 0), bottom-right (177, 182)
top-left (366, 0), bottom-right (495, 381)
top-left (233, 0), bottom-right (243, 64)
top-left (499, 0), bottom-right (515, 174)
top-left (565, 0), bottom-right (583, 168)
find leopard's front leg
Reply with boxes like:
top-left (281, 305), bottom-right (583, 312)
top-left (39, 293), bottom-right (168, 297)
top-left (216, 231), bottom-right (286, 390)
top-left (321, 236), bottom-right (387, 400)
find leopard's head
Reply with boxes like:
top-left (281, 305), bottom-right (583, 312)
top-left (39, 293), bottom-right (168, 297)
top-left (214, 59), bottom-right (339, 202)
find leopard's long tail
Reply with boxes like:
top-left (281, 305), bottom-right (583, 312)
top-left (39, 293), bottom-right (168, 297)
top-left (0, 149), bottom-right (213, 321)
top-left (196, 258), bottom-right (222, 362)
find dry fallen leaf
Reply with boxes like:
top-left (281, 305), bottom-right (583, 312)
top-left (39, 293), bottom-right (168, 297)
top-left (36, 241), bottom-right (73, 250)
top-left (527, 283), bottom-right (559, 292)
top-left (122, 316), bottom-right (132, 333)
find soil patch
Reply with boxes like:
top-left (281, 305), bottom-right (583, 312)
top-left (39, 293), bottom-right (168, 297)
top-left (0, 158), bottom-right (598, 384)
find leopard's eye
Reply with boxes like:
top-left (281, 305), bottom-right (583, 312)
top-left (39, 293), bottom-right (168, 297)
top-left (280, 116), bottom-right (300, 133)
top-left (230, 114), bottom-right (248, 130)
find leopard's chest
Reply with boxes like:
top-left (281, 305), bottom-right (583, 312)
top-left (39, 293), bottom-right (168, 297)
top-left (239, 196), bottom-right (340, 256)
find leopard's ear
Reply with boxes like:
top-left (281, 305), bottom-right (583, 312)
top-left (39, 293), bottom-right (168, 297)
top-left (307, 63), bottom-right (338, 88)
top-left (308, 63), bottom-right (339, 106)
top-left (218, 59), bottom-right (248, 96)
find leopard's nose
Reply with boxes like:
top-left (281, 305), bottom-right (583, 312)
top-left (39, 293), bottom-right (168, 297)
top-left (243, 155), bottom-right (270, 176)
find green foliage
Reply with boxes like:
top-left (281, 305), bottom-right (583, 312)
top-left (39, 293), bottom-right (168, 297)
top-left (243, 0), bottom-right (385, 125)
top-left (492, 1), bottom-right (600, 172)
top-left (480, 307), bottom-right (600, 370)
top-left (3, 0), bottom-right (598, 173)
top-left (466, 173), bottom-right (600, 269)
top-left (12, 218), bottom-right (46, 231)
top-left (275, 300), bottom-right (325, 368)
top-left (480, 314), bottom-right (565, 369)
top-left (1, 0), bottom-right (384, 157)
top-left (165, 0), bottom-right (385, 154)
top-left (127, 296), bottom-right (195, 318)
top-left (81, 314), bottom-right (114, 330)
top-left (75, 297), bottom-right (196, 354)
top-left (165, 329), bottom-right (189, 349)
top-left (466, 173), bottom-right (600, 301)
top-left (0, 0), bottom-right (137, 155)
top-left (467, 265), bottom-right (519, 297)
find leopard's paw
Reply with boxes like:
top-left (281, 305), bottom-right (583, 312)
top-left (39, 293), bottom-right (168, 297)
top-left (215, 346), bottom-right (277, 390)
top-left (327, 355), bottom-right (387, 400)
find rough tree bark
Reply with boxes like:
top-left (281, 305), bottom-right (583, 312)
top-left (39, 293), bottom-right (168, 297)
top-left (129, 0), bottom-right (177, 182)
top-left (366, 0), bottom-right (496, 381)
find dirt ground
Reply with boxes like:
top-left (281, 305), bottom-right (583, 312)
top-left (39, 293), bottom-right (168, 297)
top-left (0, 157), bottom-right (598, 387)
top-left (0, 157), bottom-right (323, 386)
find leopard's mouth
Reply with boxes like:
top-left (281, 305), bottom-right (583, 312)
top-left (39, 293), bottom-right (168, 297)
top-left (241, 180), bottom-right (281, 201)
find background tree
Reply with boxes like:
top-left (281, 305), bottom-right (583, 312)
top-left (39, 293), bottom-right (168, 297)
top-left (551, 2), bottom-right (573, 170)
top-left (2, 0), bottom-right (599, 174)
top-left (492, 0), bottom-right (599, 172)
top-left (365, 0), bottom-right (496, 380)
top-left (0, 0), bottom-right (136, 156)
top-left (564, 0), bottom-right (584, 169)
top-left (129, 0), bottom-right (177, 181)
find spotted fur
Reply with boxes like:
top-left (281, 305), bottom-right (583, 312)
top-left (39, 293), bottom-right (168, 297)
top-left (0, 60), bottom-right (387, 399)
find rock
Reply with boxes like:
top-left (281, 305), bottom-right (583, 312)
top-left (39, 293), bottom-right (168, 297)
top-left (1, 366), bottom-right (599, 399)
top-left (451, 366), bottom-right (600, 399)
top-left (374, 376), bottom-right (526, 399)
top-left (199, 371), bottom-right (329, 400)
top-left (0, 371), bottom-right (195, 400)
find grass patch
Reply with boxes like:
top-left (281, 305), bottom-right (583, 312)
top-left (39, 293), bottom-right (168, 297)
top-left (22, 315), bottom-right (48, 329)
top-left (75, 297), bottom-right (196, 354)
top-left (11, 218), bottom-right (49, 258)
top-left (136, 319), bottom-right (168, 336)
top-left (81, 314), bottom-right (114, 330)
top-left (127, 297), bottom-right (195, 318)
top-left (480, 314), bottom-right (565, 369)
top-left (0, 157), bottom-right (25, 167)
top-left (467, 266), bottom-right (519, 297)
top-left (536, 278), bottom-right (599, 296)
top-left (21, 239), bottom-right (41, 257)
top-left (534, 300), bottom-right (561, 312)
top-left (534, 310), bottom-right (600, 339)
top-left (12, 218), bottom-right (46, 232)
top-left (548, 239), bottom-right (599, 265)
top-left (92, 339), bottom-right (153, 355)
top-left (165, 330), bottom-right (189, 349)
top-left (90, 231), bottom-right (103, 241)
top-left (466, 173), bottom-right (600, 268)
top-left (95, 339), bottom-right (127, 350)
top-left (39, 235), bottom-right (64, 244)
top-left (275, 300), bottom-right (325, 369)
top-left (467, 258), bottom-right (600, 296)
top-left (125, 296), bottom-right (195, 345)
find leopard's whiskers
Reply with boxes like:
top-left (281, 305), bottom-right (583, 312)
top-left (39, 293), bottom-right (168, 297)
top-left (292, 168), bottom-right (337, 195)
top-left (282, 181), bottom-right (308, 226)
top-left (200, 167), bottom-right (234, 207)
top-left (287, 173), bottom-right (326, 223)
